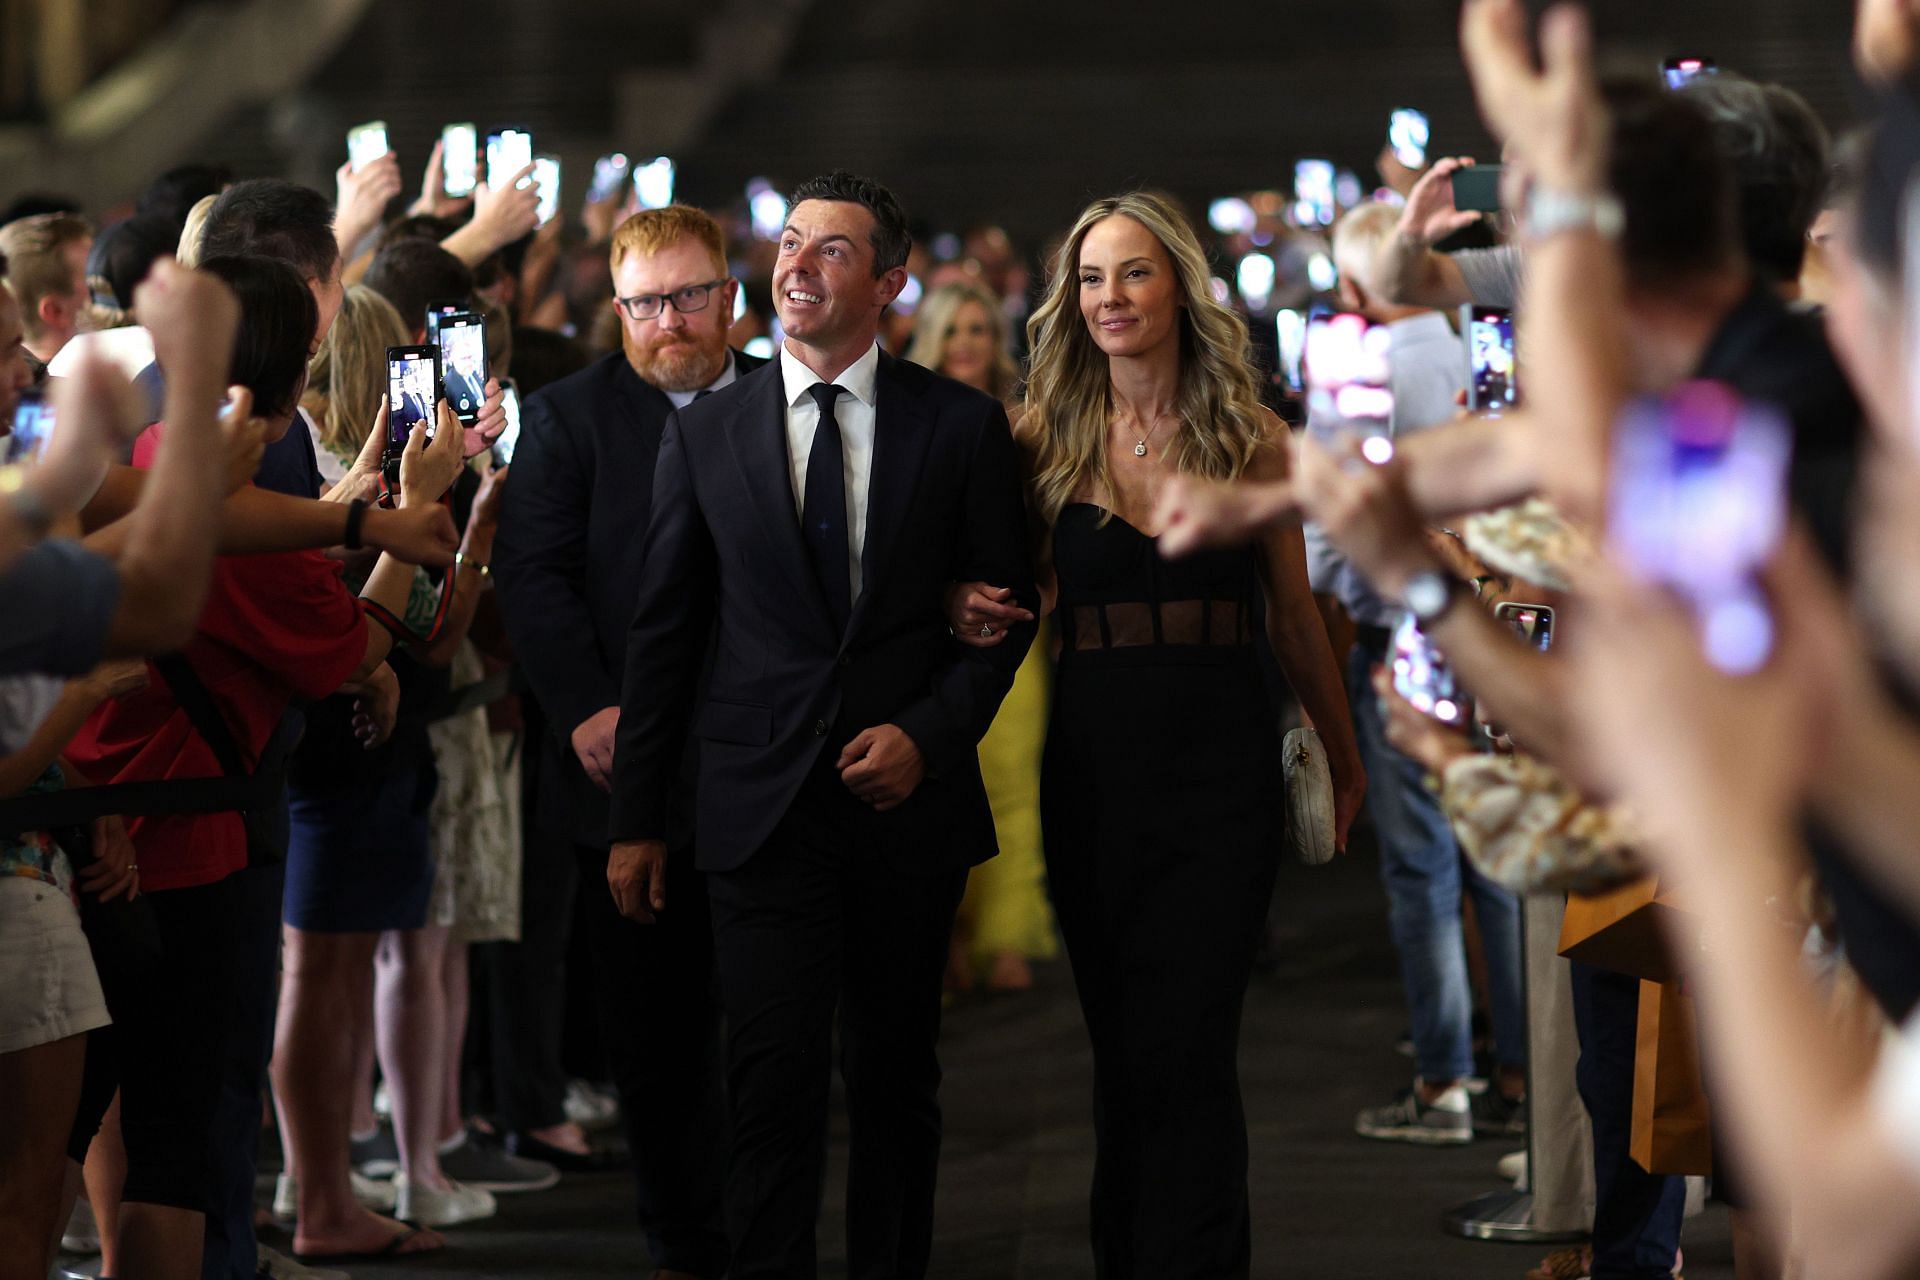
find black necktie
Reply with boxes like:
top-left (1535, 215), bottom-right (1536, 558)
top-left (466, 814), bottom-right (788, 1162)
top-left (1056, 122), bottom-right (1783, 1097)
top-left (803, 382), bottom-right (852, 631)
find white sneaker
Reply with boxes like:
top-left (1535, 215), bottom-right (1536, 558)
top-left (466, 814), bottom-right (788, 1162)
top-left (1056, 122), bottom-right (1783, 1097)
top-left (1498, 1148), bottom-right (1527, 1188)
top-left (562, 1079), bottom-right (621, 1132)
top-left (393, 1173), bottom-right (496, 1226)
top-left (272, 1169), bottom-right (398, 1219)
top-left (257, 1244), bottom-right (350, 1280)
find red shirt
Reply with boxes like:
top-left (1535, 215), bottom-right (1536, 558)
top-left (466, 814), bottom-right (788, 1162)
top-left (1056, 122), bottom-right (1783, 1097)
top-left (63, 424), bottom-right (369, 892)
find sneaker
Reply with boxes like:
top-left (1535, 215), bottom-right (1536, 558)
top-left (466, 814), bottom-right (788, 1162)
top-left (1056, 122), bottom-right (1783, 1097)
top-left (1473, 1088), bottom-right (1528, 1138)
top-left (60, 1196), bottom-right (100, 1254)
top-left (273, 1169), bottom-right (397, 1219)
top-left (1355, 1082), bottom-right (1473, 1145)
top-left (562, 1079), bottom-right (621, 1132)
top-left (350, 1126), bottom-right (400, 1180)
top-left (1496, 1148), bottom-right (1527, 1188)
top-left (393, 1173), bottom-right (497, 1227)
top-left (257, 1244), bottom-right (350, 1280)
top-left (438, 1126), bottom-right (560, 1193)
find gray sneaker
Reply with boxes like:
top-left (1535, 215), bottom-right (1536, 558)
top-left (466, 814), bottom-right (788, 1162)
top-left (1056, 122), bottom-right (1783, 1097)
top-left (350, 1125), bottom-right (400, 1179)
top-left (1472, 1087), bottom-right (1528, 1138)
top-left (1355, 1083), bottom-right (1473, 1145)
top-left (438, 1127), bottom-right (561, 1193)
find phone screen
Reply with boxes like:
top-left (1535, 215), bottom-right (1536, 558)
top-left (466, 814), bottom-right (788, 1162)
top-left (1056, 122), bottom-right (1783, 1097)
top-left (1662, 56), bottom-right (1717, 90)
top-left (633, 156), bottom-right (676, 210)
top-left (1610, 381), bottom-right (1790, 674)
top-left (1304, 311), bottom-right (1394, 453)
top-left (442, 123), bottom-right (478, 197)
top-left (1392, 615), bottom-right (1468, 725)
top-left (1389, 108), bottom-right (1430, 169)
top-left (1294, 159), bottom-right (1336, 227)
top-left (424, 299), bottom-right (464, 347)
top-left (534, 156), bottom-right (561, 225)
top-left (1450, 165), bottom-right (1504, 214)
top-left (347, 121), bottom-right (388, 172)
top-left (589, 153), bottom-right (631, 204)
top-left (1465, 305), bottom-right (1518, 413)
top-left (1495, 602), bottom-right (1555, 652)
top-left (387, 347), bottom-right (442, 453)
top-left (1276, 309), bottom-right (1308, 395)
top-left (486, 129), bottom-right (534, 191)
top-left (6, 389), bottom-right (54, 463)
top-left (438, 315), bottom-right (488, 424)
top-left (492, 383), bottom-right (522, 467)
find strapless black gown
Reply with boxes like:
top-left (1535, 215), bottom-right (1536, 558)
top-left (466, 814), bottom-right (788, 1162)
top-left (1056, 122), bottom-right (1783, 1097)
top-left (1042, 504), bottom-right (1284, 1279)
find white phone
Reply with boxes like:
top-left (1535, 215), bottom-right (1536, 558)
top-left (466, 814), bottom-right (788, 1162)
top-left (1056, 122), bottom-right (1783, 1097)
top-left (347, 121), bottom-right (389, 173)
top-left (487, 128), bottom-right (534, 191)
top-left (534, 155), bottom-right (561, 225)
top-left (442, 123), bottom-right (478, 198)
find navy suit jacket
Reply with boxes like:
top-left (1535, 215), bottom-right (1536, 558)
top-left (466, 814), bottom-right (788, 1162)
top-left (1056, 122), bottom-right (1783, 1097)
top-left (607, 350), bottom-right (1038, 872)
top-left (493, 349), bottom-right (765, 848)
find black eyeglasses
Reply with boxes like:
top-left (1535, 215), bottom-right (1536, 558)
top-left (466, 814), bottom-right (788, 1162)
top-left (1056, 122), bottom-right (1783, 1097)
top-left (616, 279), bottom-right (729, 321)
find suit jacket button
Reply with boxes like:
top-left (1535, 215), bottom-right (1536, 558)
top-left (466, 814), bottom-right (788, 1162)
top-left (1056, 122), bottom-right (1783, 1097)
top-left (814, 719), bottom-right (828, 736)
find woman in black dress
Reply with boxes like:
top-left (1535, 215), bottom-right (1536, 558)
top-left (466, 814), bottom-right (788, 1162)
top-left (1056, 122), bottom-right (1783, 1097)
top-left (951, 191), bottom-right (1364, 1276)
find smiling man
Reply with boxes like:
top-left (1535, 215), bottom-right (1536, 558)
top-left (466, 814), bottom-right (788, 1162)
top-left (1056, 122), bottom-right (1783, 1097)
top-left (606, 171), bottom-right (1039, 1279)
top-left (492, 205), bottom-right (762, 1280)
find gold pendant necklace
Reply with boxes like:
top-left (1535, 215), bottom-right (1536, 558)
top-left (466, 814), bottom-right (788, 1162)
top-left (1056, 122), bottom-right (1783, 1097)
top-left (1132, 415), bottom-right (1175, 458)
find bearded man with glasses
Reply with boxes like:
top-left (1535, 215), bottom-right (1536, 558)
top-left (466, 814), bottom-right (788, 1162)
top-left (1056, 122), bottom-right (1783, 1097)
top-left (491, 205), bottom-right (762, 1280)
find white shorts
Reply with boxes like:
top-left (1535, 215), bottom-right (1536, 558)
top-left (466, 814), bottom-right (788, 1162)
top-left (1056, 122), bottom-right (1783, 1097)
top-left (0, 875), bottom-right (110, 1055)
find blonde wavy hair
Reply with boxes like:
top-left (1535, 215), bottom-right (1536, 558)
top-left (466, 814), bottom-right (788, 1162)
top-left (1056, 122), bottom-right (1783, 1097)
top-left (904, 279), bottom-right (1022, 402)
top-left (305, 283), bottom-right (409, 460)
top-left (1024, 191), bottom-right (1268, 526)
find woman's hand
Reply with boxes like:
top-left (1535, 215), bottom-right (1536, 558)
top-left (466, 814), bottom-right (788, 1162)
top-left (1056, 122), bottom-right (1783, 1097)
top-left (398, 402), bottom-right (465, 508)
top-left (471, 458), bottom-right (509, 529)
top-left (409, 138), bottom-right (475, 220)
top-left (323, 408), bottom-right (390, 504)
top-left (1294, 436), bottom-right (1442, 599)
top-left (79, 814), bottom-right (139, 902)
top-left (463, 379), bottom-right (508, 460)
top-left (74, 659), bottom-right (149, 704)
top-left (218, 387), bottom-right (268, 495)
top-left (1372, 664), bottom-right (1475, 775)
top-left (946, 581), bottom-right (1032, 648)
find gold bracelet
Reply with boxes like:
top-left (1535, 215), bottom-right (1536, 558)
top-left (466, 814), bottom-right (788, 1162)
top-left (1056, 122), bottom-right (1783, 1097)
top-left (455, 550), bottom-right (490, 579)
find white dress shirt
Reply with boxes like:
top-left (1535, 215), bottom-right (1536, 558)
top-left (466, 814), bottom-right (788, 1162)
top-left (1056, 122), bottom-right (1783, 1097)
top-left (780, 342), bottom-right (879, 602)
top-left (664, 350), bottom-right (739, 410)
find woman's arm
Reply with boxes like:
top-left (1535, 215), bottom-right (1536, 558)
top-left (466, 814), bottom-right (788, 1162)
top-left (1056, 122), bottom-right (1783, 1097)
top-left (410, 465), bottom-right (506, 668)
top-left (0, 664), bottom-right (143, 797)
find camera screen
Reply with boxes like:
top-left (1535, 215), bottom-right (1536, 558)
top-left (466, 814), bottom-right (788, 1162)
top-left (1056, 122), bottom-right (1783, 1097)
top-left (1392, 615), bottom-right (1467, 725)
top-left (439, 318), bottom-right (488, 423)
top-left (6, 392), bottom-right (54, 463)
top-left (1610, 382), bottom-right (1790, 674)
top-left (1389, 109), bottom-right (1430, 169)
top-left (1293, 159), bottom-right (1336, 227)
top-left (388, 350), bottom-right (440, 446)
top-left (1661, 57), bottom-right (1717, 90)
top-left (590, 153), bottom-right (630, 204)
top-left (443, 124), bottom-right (478, 197)
top-left (534, 156), bottom-right (561, 226)
top-left (1468, 307), bottom-right (1517, 412)
top-left (634, 156), bottom-right (676, 210)
top-left (1305, 311), bottom-right (1394, 442)
top-left (348, 122), bottom-right (387, 173)
top-left (1276, 309), bottom-right (1307, 395)
top-left (1497, 604), bottom-right (1555, 653)
top-left (487, 129), bottom-right (534, 191)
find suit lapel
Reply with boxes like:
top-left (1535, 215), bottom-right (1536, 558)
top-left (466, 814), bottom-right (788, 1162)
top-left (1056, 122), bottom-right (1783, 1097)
top-left (726, 366), bottom-right (840, 643)
top-left (846, 353), bottom-right (933, 646)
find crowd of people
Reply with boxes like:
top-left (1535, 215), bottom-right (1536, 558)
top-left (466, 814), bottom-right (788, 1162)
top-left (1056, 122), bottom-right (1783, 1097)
top-left (5, 1), bottom-right (1920, 1278)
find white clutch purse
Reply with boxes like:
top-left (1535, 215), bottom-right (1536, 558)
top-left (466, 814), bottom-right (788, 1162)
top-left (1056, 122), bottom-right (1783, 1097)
top-left (1283, 726), bottom-right (1337, 866)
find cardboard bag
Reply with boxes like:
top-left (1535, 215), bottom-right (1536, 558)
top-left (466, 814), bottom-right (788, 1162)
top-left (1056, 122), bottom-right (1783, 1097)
top-left (1557, 875), bottom-right (1690, 984)
top-left (1630, 979), bottom-right (1714, 1176)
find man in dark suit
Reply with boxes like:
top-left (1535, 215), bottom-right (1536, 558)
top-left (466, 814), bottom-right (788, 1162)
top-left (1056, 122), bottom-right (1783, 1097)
top-left (493, 205), bottom-right (762, 1280)
top-left (608, 172), bottom-right (1038, 1280)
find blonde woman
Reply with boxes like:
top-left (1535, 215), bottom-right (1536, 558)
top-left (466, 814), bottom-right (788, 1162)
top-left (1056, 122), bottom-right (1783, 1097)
top-left (950, 192), bottom-right (1364, 1274)
top-left (909, 281), bottom-right (1054, 992)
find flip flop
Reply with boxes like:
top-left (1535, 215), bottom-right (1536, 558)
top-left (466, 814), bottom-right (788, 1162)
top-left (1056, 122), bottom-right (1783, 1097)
top-left (294, 1224), bottom-right (441, 1263)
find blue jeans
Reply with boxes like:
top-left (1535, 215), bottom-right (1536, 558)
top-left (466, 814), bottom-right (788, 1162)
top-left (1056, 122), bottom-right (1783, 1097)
top-left (1348, 644), bottom-right (1526, 1083)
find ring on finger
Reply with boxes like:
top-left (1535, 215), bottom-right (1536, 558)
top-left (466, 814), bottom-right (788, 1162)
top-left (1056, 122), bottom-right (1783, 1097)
top-left (979, 624), bottom-right (994, 637)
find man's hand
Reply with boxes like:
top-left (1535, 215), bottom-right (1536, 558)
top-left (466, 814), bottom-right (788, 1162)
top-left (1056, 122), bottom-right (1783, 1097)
top-left (136, 258), bottom-right (240, 386)
top-left (409, 138), bottom-right (475, 220)
top-left (608, 839), bottom-right (667, 923)
top-left (1155, 474), bottom-right (1296, 559)
top-left (463, 378), bottom-right (508, 459)
top-left (362, 503), bottom-right (458, 567)
top-left (343, 661), bottom-right (400, 748)
top-left (1460, 0), bottom-right (1608, 195)
top-left (571, 706), bottom-right (620, 791)
top-left (398, 402), bottom-right (465, 507)
top-left (945, 581), bottom-right (1032, 648)
top-left (464, 164), bottom-right (540, 256)
top-left (218, 387), bottom-right (268, 494)
top-left (36, 353), bottom-right (146, 513)
top-left (837, 724), bottom-right (926, 812)
top-left (1396, 158), bottom-right (1484, 250)
top-left (335, 152), bottom-right (403, 255)
top-left (79, 815), bottom-right (139, 902)
top-left (1293, 437), bottom-right (1441, 599)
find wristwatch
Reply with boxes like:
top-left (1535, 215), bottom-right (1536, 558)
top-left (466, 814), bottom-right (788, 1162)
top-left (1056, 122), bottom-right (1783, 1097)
top-left (1403, 569), bottom-right (1462, 627)
top-left (1525, 188), bottom-right (1625, 242)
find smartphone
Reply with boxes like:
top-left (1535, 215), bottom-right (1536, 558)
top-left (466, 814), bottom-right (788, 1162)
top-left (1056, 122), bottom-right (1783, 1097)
top-left (441, 123), bottom-right (478, 198)
top-left (436, 313), bottom-right (488, 425)
top-left (1389, 108), bottom-right (1430, 170)
top-left (589, 153), bottom-right (631, 204)
top-left (1294, 159), bottom-right (1336, 227)
top-left (1494, 602), bottom-right (1555, 652)
top-left (633, 155), bottom-right (676, 210)
top-left (423, 298), bottom-right (466, 347)
top-left (1304, 310), bottom-right (1394, 453)
top-left (486, 128), bottom-right (534, 191)
top-left (384, 344), bottom-right (443, 482)
top-left (1610, 381), bottom-right (1791, 675)
top-left (1450, 165), bottom-right (1503, 214)
top-left (1464, 305), bottom-right (1518, 414)
top-left (347, 121), bottom-right (388, 172)
top-left (1392, 614), bottom-right (1468, 726)
top-left (533, 155), bottom-right (561, 226)
top-left (5, 388), bottom-right (54, 463)
top-left (1662, 56), bottom-right (1718, 90)
top-left (1275, 308), bottom-right (1308, 395)
top-left (491, 381), bottom-right (522, 468)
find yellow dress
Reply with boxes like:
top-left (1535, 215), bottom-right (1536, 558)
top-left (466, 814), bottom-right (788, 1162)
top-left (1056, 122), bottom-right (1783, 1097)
top-left (959, 627), bottom-right (1058, 969)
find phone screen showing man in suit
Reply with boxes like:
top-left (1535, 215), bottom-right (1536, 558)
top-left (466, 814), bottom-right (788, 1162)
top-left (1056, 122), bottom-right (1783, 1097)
top-left (387, 346), bottom-right (441, 450)
top-left (439, 315), bottom-right (488, 424)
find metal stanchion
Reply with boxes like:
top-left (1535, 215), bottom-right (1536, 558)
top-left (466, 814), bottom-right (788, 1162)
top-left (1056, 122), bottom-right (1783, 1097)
top-left (1441, 903), bottom-right (1588, 1244)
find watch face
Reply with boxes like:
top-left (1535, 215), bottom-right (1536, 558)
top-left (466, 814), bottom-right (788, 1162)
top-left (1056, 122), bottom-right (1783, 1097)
top-left (1406, 573), bottom-right (1449, 618)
